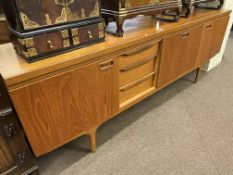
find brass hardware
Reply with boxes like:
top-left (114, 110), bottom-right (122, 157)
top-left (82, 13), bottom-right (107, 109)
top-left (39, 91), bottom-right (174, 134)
top-left (63, 39), bottom-right (70, 48)
top-left (45, 14), bottom-right (52, 25)
top-left (90, 1), bottom-right (100, 17)
top-left (120, 56), bottom-right (155, 72)
top-left (18, 38), bottom-right (34, 47)
top-left (98, 23), bottom-right (104, 31)
top-left (71, 28), bottom-right (78, 36)
top-left (61, 30), bottom-right (69, 38)
top-left (55, 7), bottom-right (69, 23)
top-left (99, 31), bottom-right (104, 38)
top-left (81, 8), bottom-right (86, 19)
top-left (28, 48), bottom-right (38, 57)
top-left (120, 72), bottom-right (156, 91)
top-left (72, 28), bottom-right (80, 45)
top-left (47, 40), bottom-right (54, 49)
top-left (22, 48), bottom-right (37, 58)
top-left (99, 59), bottom-right (114, 71)
top-left (88, 31), bottom-right (93, 39)
top-left (20, 12), bottom-right (40, 30)
top-left (73, 36), bottom-right (80, 45)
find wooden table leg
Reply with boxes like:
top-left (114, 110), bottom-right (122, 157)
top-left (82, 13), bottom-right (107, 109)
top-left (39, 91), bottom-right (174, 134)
top-left (195, 67), bottom-right (201, 83)
top-left (88, 127), bottom-right (97, 153)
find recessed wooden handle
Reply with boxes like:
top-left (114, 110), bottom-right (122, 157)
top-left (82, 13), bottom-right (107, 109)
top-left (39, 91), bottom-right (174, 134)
top-left (181, 32), bottom-right (190, 39)
top-left (99, 59), bottom-right (114, 71)
top-left (119, 72), bottom-right (156, 91)
top-left (206, 24), bottom-right (212, 29)
top-left (121, 45), bottom-right (154, 57)
top-left (120, 56), bottom-right (155, 72)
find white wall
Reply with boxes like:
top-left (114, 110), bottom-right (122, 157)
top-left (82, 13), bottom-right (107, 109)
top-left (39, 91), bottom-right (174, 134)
top-left (203, 0), bottom-right (233, 71)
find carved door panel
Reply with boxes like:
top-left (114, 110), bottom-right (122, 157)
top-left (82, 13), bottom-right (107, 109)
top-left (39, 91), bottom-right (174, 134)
top-left (197, 16), bottom-right (229, 66)
top-left (67, 0), bottom-right (100, 22)
top-left (15, 0), bottom-right (67, 30)
top-left (158, 25), bottom-right (203, 88)
top-left (0, 135), bottom-right (14, 173)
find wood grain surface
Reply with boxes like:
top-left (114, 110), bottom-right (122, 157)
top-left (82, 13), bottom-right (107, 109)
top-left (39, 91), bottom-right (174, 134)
top-left (197, 15), bottom-right (230, 66)
top-left (0, 9), bottom-right (230, 89)
top-left (10, 58), bottom-right (119, 156)
top-left (158, 25), bottom-right (203, 87)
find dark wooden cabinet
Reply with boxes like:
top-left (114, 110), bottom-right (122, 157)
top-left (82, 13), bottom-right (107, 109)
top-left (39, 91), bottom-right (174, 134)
top-left (10, 58), bottom-right (119, 157)
top-left (2, 0), bottom-right (104, 62)
top-left (158, 25), bottom-right (203, 88)
top-left (0, 75), bottom-right (38, 175)
top-left (197, 15), bottom-right (229, 66)
top-left (102, 0), bottom-right (183, 36)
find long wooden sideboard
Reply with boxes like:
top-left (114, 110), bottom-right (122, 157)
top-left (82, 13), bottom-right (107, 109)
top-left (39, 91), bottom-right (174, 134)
top-left (0, 9), bottom-right (230, 157)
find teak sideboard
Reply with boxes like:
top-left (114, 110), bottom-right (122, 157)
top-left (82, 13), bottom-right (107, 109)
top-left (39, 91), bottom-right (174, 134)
top-left (0, 9), bottom-right (230, 157)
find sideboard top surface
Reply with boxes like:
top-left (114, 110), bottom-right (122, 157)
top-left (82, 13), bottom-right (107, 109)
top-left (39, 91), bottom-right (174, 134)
top-left (0, 9), bottom-right (231, 88)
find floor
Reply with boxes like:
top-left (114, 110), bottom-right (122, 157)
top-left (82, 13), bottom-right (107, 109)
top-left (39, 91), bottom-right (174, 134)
top-left (38, 32), bottom-right (233, 175)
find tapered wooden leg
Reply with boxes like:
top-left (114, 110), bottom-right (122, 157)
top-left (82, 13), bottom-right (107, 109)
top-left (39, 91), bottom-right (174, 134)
top-left (88, 128), bottom-right (97, 153)
top-left (195, 68), bottom-right (201, 83)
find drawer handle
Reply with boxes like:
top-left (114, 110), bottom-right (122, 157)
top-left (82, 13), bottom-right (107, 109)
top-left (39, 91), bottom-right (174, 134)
top-left (122, 44), bottom-right (155, 57)
top-left (206, 24), bottom-right (212, 29)
top-left (119, 72), bottom-right (156, 92)
top-left (181, 32), bottom-right (190, 39)
top-left (88, 31), bottom-right (93, 39)
top-left (120, 56), bottom-right (155, 72)
top-left (47, 40), bottom-right (54, 49)
top-left (100, 59), bottom-right (114, 71)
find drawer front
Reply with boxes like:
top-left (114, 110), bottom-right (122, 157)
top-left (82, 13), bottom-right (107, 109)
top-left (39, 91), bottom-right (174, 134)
top-left (119, 73), bottom-right (156, 105)
top-left (119, 56), bottom-right (156, 87)
top-left (16, 0), bottom-right (67, 30)
top-left (17, 30), bottom-right (70, 58)
top-left (72, 22), bottom-right (105, 46)
top-left (68, 0), bottom-right (100, 22)
top-left (119, 41), bottom-right (159, 69)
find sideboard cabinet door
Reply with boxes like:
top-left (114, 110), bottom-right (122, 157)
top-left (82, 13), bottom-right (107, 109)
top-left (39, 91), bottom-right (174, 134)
top-left (10, 58), bottom-right (119, 157)
top-left (197, 16), bottom-right (229, 66)
top-left (158, 25), bottom-right (203, 88)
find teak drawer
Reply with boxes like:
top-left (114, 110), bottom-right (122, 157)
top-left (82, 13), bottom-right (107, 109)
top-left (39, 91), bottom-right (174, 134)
top-left (119, 56), bottom-right (157, 87)
top-left (119, 41), bottom-right (159, 69)
top-left (119, 72), bottom-right (156, 105)
top-left (118, 40), bottom-right (159, 87)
